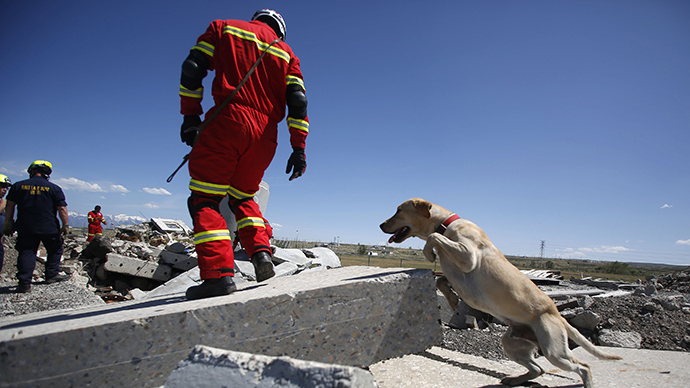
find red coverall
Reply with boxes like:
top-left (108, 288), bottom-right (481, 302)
top-left (87, 211), bottom-right (105, 242)
top-left (180, 19), bottom-right (309, 280)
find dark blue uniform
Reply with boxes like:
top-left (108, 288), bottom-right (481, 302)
top-left (6, 175), bottom-right (67, 287)
top-left (0, 205), bottom-right (5, 271)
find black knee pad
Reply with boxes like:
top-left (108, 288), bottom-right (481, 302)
top-left (227, 196), bottom-right (253, 213)
top-left (188, 193), bottom-right (222, 219)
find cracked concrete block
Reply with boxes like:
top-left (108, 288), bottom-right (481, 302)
top-left (305, 247), bottom-right (342, 268)
top-left (165, 345), bottom-right (378, 388)
top-left (0, 266), bottom-right (440, 388)
top-left (158, 250), bottom-right (198, 271)
top-left (104, 253), bottom-right (172, 281)
top-left (273, 248), bottom-right (313, 268)
top-left (274, 262), bottom-right (300, 278)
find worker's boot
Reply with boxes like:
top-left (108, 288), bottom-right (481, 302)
top-left (45, 273), bottom-right (71, 284)
top-left (252, 251), bottom-right (275, 282)
top-left (185, 276), bottom-right (237, 300)
top-left (17, 284), bottom-right (31, 293)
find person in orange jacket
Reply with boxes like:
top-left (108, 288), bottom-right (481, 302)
top-left (179, 9), bottom-right (309, 300)
top-left (87, 205), bottom-right (107, 242)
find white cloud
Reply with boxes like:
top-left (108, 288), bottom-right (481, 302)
top-left (53, 177), bottom-right (105, 192)
top-left (110, 184), bottom-right (130, 193)
top-left (578, 245), bottom-right (632, 254)
top-left (676, 239), bottom-right (690, 246)
top-left (272, 222), bottom-right (283, 229)
top-left (143, 187), bottom-right (172, 195)
top-left (661, 204), bottom-right (673, 209)
top-left (144, 202), bottom-right (159, 209)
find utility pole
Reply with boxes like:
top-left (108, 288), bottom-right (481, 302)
top-left (540, 240), bottom-right (546, 258)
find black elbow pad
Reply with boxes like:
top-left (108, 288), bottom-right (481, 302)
top-left (286, 84), bottom-right (308, 119)
top-left (181, 50), bottom-right (209, 90)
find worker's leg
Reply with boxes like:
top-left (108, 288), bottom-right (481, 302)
top-left (87, 224), bottom-right (96, 241)
top-left (41, 233), bottom-right (64, 279)
top-left (15, 232), bottom-right (40, 288)
top-left (229, 115), bottom-right (278, 259)
top-left (185, 110), bottom-right (245, 299)
top-left (187, 193), bottom-right (234, 279)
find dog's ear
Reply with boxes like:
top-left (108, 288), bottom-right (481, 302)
top-left (412, 198), bottom-right (432, 219)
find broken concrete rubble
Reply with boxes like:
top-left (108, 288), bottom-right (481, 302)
top-left (67, 215), bottom-right (345, 304)
top-left (165, 345), bottom-right (378, 388)
top-left (436, 273), bottom-right (683, 352)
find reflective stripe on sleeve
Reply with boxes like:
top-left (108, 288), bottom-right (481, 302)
top-left (286, 75), bottom-right (305, 91)
top-left (192, 41), bottom-right (215, 57)
top-left (180, 85), bottom-right (203, 99)
top-left (287, 118), bottom-right (309, 134)
top-left (194, 229), bottom-right (232, 244)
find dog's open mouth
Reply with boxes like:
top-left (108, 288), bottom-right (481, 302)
top-left (388, 226), bottom-right (410, 244)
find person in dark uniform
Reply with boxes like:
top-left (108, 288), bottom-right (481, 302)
top-left (0, 174), bottom-right (10, 272)
top-left (3, 160), bottom-right (71, 293)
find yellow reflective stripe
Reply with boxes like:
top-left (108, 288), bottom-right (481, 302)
top-left (227, 186), bottom-right (255, 200)
top-left (222, 26), bottom-right (290, 64)
top-left (180, 85), bottom-right (203, 99)
top-left (192, 41), bottom-right (215, 57)
top-left (189, 179), bottom-right (229, 196)
top-left (237, 217), bottom-right (266, 230)
top-left (287, 118), bottom-right (309, 134)
top-left (194, 229), bottom-right (231, 244)
top-left (286, 75), bottom-right (305, 90)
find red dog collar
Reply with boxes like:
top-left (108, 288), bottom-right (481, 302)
top-left (435, 213), bottom-right (461, 234)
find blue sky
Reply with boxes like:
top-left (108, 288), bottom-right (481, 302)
top-left (1, 1), bottom-right (689, 265)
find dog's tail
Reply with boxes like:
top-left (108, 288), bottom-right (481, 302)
top-left (563, 318), bottom-right (622, 360)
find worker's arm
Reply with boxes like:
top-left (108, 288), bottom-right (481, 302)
top-left (2, 200), bottom-right (15, 235)
top-left (58, 206), bottom-right (69, 235)
top-left (285, 72), bottom-right (309, 181)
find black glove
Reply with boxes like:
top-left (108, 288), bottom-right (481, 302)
top-left (180, 115), bottom-right (201, 146)
top-left (286, 147), bottom-right (306, 181)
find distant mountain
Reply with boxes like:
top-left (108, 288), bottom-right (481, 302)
top-left (68, 211), bottom-right (147, 228)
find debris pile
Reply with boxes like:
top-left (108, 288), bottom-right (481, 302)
top-left (647, 271), bottom-right (690, 294)
top-left (440, 272), bottom-right (690, 359)
top-left (1, 218), bottom-right (341, 303)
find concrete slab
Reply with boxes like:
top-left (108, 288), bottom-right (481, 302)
top-left (104, 252), bottom-right (172, 281)
top-left (370, 345), bottom-right (690, 388)
top-left (158, 250), bottom-right (198, 271)
top-left (0, 266), bottom-right (440, 388)
top-left (165, 345), bottom-right (378, 388)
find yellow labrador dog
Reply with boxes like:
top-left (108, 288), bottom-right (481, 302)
top-left (380, 198), bottom-right (620, 388)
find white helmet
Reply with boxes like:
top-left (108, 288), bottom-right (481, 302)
top-left (252, 9), bottom-right (286, 41)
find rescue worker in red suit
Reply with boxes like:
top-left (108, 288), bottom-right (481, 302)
top-left (179, 9), bottom-right (309, 300)
top-left (87, 205), bottom-right (107, 242)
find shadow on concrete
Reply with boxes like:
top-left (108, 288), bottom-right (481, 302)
top-left (419, 350), bottom-right (509, 381)
top-left (344, 268), bottom-right (429, 281)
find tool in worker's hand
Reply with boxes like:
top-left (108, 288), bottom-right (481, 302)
top-left (167, 39), bottom-right (281, 183)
